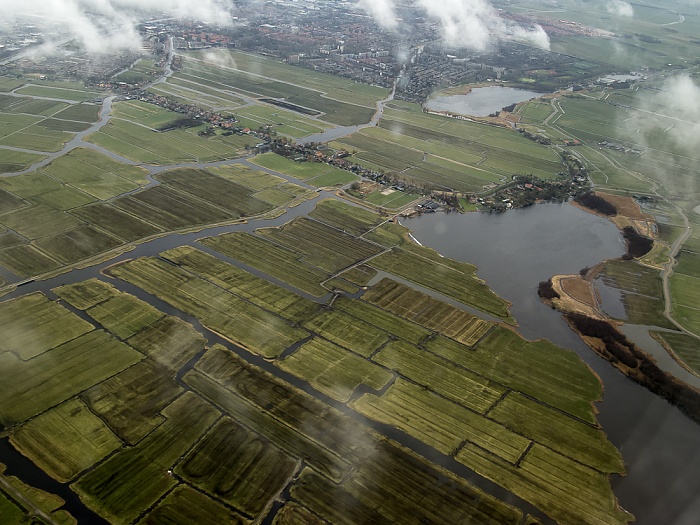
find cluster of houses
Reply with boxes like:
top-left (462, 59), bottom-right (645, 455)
top-left (598, 141), bottom-right (642, 155)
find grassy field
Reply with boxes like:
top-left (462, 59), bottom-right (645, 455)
top-left (599, 260), bottom-right (673, 328)
top-left (373, 339), bottom-right (505, 413)
top-left (87, 108), bottom-right (250, 164)
top-left (251, 152), bottom-right (351, 182)
top-left (113, 58), bottom-right (162, 83)
top-left (82, 360), bottom-right (183, 445)
top-left (177, 416), bottom-right (298, 515)
top-left (425, 330), bottom-right (602, 424)
top-left (308, 198), bottom-right (386, 236)
top-left (11, 398), bottom-right (122, 482)
top-left (333, 295), bottom-right (431, 345)
top-left (0, 291), bottom-right (94, 359)
top-left (653, 331), bottom-right (700, 375)
top-left (201, 232), bottom-right (331, 296)
top-left (106, 256), bottom-right (310, 358)
top-left (140, 485), bottom-right (246, 525)
top-left (332, 100), bottom-right (564, 191)
top-left (364, 279), bottom-right (494, 345)
top-left (278, 337), bottom-right (393, 402)
top-left (177, 52), bottom-right (383, 126)
top-left (160, 246), bottom-right (318, 323)
top-left (0, 149), bottom-right (46, 173)
top-left (369, 249), bottom-right (512, 320)
top-left (16, 85), bottom-right (101, 102)
top-left (257, 217), bottom-right (382, 273)
top-left (74, 392), bottom-right (220, 524)
top-left (301, 307), bottom-right (391, 357)
top-left (0, 325), bottom-right (142, 426)
top-left (235, 103), bottom-right (328, 138)
top-left (352, 378), bottom-right (531, 459)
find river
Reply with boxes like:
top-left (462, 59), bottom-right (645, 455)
top-left (404, 203), bottom-right (700, 525)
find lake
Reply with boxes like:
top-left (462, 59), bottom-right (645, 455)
top-left (423, 86), bottom-right (543, 117)
top-left (404, 203), bottom-right (700, 525)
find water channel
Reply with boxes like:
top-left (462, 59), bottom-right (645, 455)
top-left (423, 86), bottom-right (543, 117)
top-left (404, 203), bottom-right (700, 525)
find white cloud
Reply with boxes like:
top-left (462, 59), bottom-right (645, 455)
top-left (357, 0), bottom-right (550, 50)
top-left (356, 0), bottom-right (398, 30)
top-left (0, 0), bottom-right (235, 54)
top-left (606, 0), bottom-right (634, 17)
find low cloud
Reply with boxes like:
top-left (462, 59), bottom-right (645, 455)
top-left (0, 0), bottom-right (235, 54)
top-left (357, 0), bottom-right (550, 51)
top-left (606, 0), bottom-right (634, 17)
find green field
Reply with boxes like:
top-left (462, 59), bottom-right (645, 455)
top-left (177, 52), bottom-right (385, 126)
top-left (87, 104), bottom-right (251, 164)
top-left (653, 331), bottom-right (700, 375)
top-left (0, 304), bottom-right (142, 425)
top-left (599, 260), bottom-right (673, 328)
top-left (201, 231), bottom-right (331, 296)
top-left (74, 392), bottom-right (220, 524)
top-left (278, 337), bottom-right (393, 402)
top-left (0, 292), bottom-right (94, 359)
top-left (139, 485), bottom-right (246, 525)
top-left (251, 152), bottom-right (352, 183)
top-left (177, 416), bottom-right (298, 515)
top-left (11, 398), bottom-right (122, 482)
top-left (105, 256), bottom-right (310, 358)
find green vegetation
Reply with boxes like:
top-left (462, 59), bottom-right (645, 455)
top-left (0, 292), bottom-right (94, 359)
top-left (235, 103), bottom-right (328, 138)
top-left (302, 307), bottom-right (390, 357)
top-left (599, 260), bottom-right (673, 328)
top-left (0, 325), bottom-right (142, 426)
top-left (278, 337), bottom-right (393, 402)
top-left (251, 152), bottom-right (354, 187)
top-left (160, 245), bottom-right (317, 322)
top-left (177, 52), bottom-right (384, 125)
top-left (139, 485), bottom-right (245, 525)
top-left (335, 101), bottom-right (563, 192)
top-left (177, 417), bottom-right (298, 515)
top-left (126, 315), bottom-right (206, 371)
top-left (364, 279), bottom-right (495, 344)
top-left (653, 331), bottom-right (700, 375)
top-left (353, 378), bottom-right (531, 459)
top-left (113, 58), bottom-right (162, 83)
top-left (11, 398), bottom-right (122, 482)
top-left (425, 330), bottom-right (601, 424)
top-left (88, 103), bottom-right (250, 164)
top-left (333, 295), bottom-right (431, 345)
top-left (74, 392), bottom-right (220, 524)
top-left (201, 231), bottom-right (331, 296)
top-left (82, 361), bottom-right (183, 445)
top-left (369, 250), bottom-right (512, 320)
top-left (0, 463), bottom-right (76, 525)
top-left (308, 198), bottom-right (385, 236)
top-left (373, 339), bottom-right (505, 413)
top-left (106, 256), bottom-right (309, 358)
top-left (0, 150), bottom-right (46, 173)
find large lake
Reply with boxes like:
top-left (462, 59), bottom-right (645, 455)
top-left (404, 203), bottom-right (700, 525)
top-left (423, 86), bottom-right (543, 116)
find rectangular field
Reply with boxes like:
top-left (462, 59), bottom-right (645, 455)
top-left (277, 337), bottom-right (393, 402)
top-left (10, 398), bottom-right (122, 482)
top-left (106, 256), bottom-right (309, 358)
top-left (74, 392), bottom-right (220, 524)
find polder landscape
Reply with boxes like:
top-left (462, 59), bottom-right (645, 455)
top-left (1, 0), bottom-right (700, 524)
